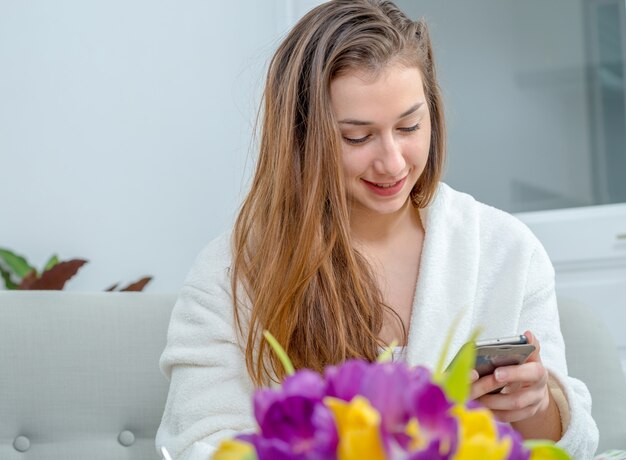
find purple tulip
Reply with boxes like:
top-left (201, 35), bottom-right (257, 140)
top-left (237, 433), bottom-right (294, 460)
top-left (246, 370), bottom-right (338, 460)
top-left (324, 360), bottom-right (369, 402)
top-left (497, 423), bottom-right (531, 460)
top-left (409, 380), bottom-right (458, 453)
top-left (237, 360), bottom-right (537, 460)
top-left (325, 360), bottom-right (459, 458)
top-left (359, 362), bottom-right (413, 428)
top-left (405, 440), bottom-right (449, 460)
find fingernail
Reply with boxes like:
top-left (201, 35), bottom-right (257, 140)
top-left (525, 330), bottom-right (533, 341)
top-left (495, 368), bottom-right (507, 381)
top-left (469, 370), bottom-right (479, 382)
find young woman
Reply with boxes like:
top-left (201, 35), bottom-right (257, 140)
top-left (156, 1), bottom-right (598, 458)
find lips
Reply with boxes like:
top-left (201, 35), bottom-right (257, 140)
top-left (361, 176), bottom-right (407, 197)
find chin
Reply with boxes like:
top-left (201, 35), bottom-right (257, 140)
top-left (353, 195), bottom-right (411, 216)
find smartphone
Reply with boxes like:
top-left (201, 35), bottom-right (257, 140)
top-left (474, 335), bottom-right (536, 378)
top-left (475, 334), bottom-right (528, 348)
top-left (446, 334), bottom-right (536, 381)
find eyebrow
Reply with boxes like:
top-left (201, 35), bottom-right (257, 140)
top-left (338, 102), bottom-right (424, 126)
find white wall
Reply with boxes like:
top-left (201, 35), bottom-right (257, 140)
top-left (0, 0), bottom-right (292, 292)
top-left (0, 0), bottom-right (601, 292)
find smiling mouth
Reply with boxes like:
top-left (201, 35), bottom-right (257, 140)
top-left (360, 175), bottom-right (409, 197)
top-left (372, 181), bottom-right (400, 188)
top-left (363, 177), bottom-right (406, 188)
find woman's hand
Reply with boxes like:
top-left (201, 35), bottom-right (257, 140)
top-left (469, 331), bottom-right (562, 441)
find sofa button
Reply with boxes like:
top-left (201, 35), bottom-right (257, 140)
top-left (118, 430), bottom-right (135, 447)
top-left (13, 435), bottom-right (31, 452)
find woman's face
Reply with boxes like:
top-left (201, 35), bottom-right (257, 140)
top-left (330, 63), bottom-right (431, 217)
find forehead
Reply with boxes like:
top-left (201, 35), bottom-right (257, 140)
top-left (329, 64), bottom-right (426, 120)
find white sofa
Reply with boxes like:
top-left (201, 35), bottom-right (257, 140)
top-left (1, 292), bottom-right (625, 458)
top-left (0, 292), bottom-right (176, 460)
top-left (558, 298), bottom-right (626, 451)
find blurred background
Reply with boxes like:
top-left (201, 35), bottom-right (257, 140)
top-left (401, 0), bottom-right (625, 211)
top-left (1, 0), bottom-right (625, 365)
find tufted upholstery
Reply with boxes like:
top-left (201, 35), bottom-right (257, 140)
top-left (1, 292), bottom-right (624, 458)
top-left (0, 292), bottom-right (176, 460)
top-left (558, 298), bottom-right (626, 452)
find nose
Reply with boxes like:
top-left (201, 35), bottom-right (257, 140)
top-left (373, 133), bottom-right (406, 177)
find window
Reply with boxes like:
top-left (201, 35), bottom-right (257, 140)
top-left (399, 0), bottom-right (626, 212)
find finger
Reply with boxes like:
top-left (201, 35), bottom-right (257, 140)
top-left (478, 383), bottom-right (547, 412)
top-left (470, 374), bottom-right (505, 399)
top-left (493, 362), bottom-right (547, 386)
top-left (500, 381), bottom-right (522, 394)
top-left (469, 369), bottom-right (479, 383)
top-left (489, 405), bottom-right (538, 424)
top-left (524, 330), bottom-right (542, 363)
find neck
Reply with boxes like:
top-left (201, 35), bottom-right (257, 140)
top-left (349, 199), bottom-right (423, 245)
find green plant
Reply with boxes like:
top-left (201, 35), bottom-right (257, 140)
top-left (0, 248), bottom-right (152, 291)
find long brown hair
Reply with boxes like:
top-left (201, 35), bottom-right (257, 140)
top-left (231, 0), bottom-right (446, 385)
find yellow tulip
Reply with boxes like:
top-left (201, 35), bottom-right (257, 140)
top-left (405, 417), bottom-right (427, 452)
top-left (325, 396), bottom-right (387, 460)
top-left (212, 439), bottom-right (256, 460)
top-left (451, 405), bottom-right (511, 460)
top-left (526, 441), bottom-right (571, 460)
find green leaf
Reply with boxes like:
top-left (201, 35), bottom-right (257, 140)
top-left (43, 254), bottom-right (59, 272)
top-left (263, 330), bottom-right (295, 377)
top-left (376, 339), bottom-right (398, 363)
top-left (434, 306), bottom-right (470, 380)
top-left (524, 440), bottom-right (571, 459)
top-left (0, 266), bottom-right (18, 289)
top-left (440, 329), bottom-right (480, 404)
top-left (431, 306), bottom-right (482, 404)
top-left (0, 248), bottom-right (35, 279)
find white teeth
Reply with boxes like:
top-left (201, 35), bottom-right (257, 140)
top-left (376, 182), bottom-right (397, 188)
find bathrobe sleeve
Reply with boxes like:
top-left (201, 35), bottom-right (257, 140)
top-left (155, 234), bottom-right (256, 460)
top-left (517, 241), bottom-right (599, 459)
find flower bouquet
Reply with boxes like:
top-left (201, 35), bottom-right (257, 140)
top-left (213, 331), bottom-right (569, 460)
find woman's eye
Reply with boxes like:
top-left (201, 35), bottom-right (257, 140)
top-left (399, 122), bottom-right (421, 133)
top-left (343, 135), bottom-right (370, 145)
top-left (342, 123), bottom-right (420, 144)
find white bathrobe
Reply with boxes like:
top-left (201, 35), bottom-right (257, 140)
top-left (156, 182), bottom-right (599, 459)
